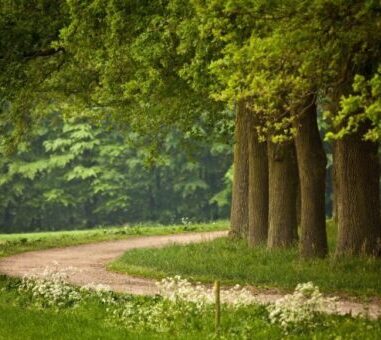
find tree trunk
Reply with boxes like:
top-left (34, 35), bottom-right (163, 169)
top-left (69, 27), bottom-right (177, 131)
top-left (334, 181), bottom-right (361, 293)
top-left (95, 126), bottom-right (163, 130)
top-left (335, 127), bottom-right (381, 256)
top-left (247, 114), bottom-right (268, 246)
top-left (296, 181), bottom-right (301, 228)
top-left (229, 101), bottom-right (249, 238)
top-left (2, 204), bottom-right (13, 233)
top-left (332, 142), bottom-right (339, 225)
top-left (294, 101), bottom-right (328, 258)
top-left (267, 141), bottom-right (298, 248)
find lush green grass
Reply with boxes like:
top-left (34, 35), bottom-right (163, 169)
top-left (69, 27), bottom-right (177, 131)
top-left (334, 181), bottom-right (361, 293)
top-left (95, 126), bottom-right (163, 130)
top-left (0, 275), bottom-right (380, 339)
top-left (110, 222), bottom-right (381, 298)
top-left (0, 276), bottom-right (160, 340)
top-left (0, 221), bottom-right (228, 258)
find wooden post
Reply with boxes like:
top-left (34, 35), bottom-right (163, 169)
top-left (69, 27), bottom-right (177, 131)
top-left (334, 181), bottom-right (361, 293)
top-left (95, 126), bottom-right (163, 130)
top-left (214, 280), bottom-right (221, 333)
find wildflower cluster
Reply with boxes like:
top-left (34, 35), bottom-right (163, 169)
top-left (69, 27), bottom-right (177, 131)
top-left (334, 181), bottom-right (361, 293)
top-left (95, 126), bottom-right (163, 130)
top-left (15, 268), bottom-right (339, 335)
top-left (80, 283), bottom-right (116, 304)
top-left (80, 283), bottom-right (112, 297)
top-left (157, 276), bottom-right (258, 307)
top-left (108, 275), bottom-right (261, 333)
top-left (18, 266), bottom-right (81, 308)
top-left (109, 296), bottom-right (206, 333)
top-left (267, 282), bottom-right (337, 331)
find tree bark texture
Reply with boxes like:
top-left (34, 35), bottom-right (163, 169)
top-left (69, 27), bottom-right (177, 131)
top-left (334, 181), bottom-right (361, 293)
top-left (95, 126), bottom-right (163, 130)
top-left (296, 181), bottom-right (301, 229)
top-left (247, 114), bottom-right (269, 246)
top-left (293, 101), bottom-right (328, 258)
top-left (267, 141), bottom-right (298, 248)
top-left (332, 141), bottom-right (339, 225)
top-left (335, 128), bottom-right (381, 256)
top-left (229, 101), bottom-right (250, 238)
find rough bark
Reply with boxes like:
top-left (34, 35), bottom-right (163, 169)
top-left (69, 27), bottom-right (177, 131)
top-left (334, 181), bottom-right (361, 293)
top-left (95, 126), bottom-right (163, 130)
top-left (332, 142), bottom-right (339, 225)
top-left (293, 101), bottom-right (328, 258)
top-left (335, 127), bottom-right (381, 256)
top-left (267, 141), bottom-right (298, 248)
top-left (229, 101), bottom-right (250, 238)
top-left (247, 114), bottom-right (269, 246)
top-left (296, 181), bottom-right (301, 228)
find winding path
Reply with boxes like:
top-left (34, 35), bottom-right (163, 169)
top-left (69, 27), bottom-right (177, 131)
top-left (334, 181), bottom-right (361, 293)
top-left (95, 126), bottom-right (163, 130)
top-left (0, 231), bottom-right (227, 295)
top-left (0, 230), bottom-right (380, 319)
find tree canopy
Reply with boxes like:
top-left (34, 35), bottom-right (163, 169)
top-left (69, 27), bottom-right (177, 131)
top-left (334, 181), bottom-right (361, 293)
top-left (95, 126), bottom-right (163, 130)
top-left (1, 0), bottom-right (381, 257)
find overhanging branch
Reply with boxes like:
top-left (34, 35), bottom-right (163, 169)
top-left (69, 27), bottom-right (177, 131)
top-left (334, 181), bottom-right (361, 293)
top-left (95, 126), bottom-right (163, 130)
top-left (0, 47), bottom-right (65, 60)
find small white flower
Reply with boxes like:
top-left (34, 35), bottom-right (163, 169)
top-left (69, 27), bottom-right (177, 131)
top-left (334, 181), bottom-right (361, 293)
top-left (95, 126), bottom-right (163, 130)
top-left (267, 282), bottom-right (337, 331)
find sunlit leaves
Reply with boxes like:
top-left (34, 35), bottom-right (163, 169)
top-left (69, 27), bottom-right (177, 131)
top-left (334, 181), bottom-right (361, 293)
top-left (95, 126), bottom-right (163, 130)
top-left (327, 67), bottom-right (381, 141)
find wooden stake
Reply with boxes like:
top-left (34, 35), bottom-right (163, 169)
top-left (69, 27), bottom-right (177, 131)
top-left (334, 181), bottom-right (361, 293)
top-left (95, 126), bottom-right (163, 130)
top-left (214, 280), bottom-right (221, 333)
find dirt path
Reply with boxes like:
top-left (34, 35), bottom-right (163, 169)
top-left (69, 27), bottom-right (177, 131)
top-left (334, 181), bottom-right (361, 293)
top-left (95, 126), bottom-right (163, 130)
top-left (0, 230), bottom-right (380, 319)
top-left (0, 231), bottom-right (227, 294)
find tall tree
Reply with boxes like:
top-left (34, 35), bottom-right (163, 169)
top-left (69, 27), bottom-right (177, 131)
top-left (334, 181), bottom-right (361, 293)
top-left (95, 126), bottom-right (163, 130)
top-left (293, 98), bottom-right (328, 257)
top-left (267, 140), bottom-right (298, 248)
top-left (247, 112), bottom-right (268, 246)
top-left (229, 102), bottom-right (249, 238)
top-left (332, 68), bottom-right (381, 255)
top-left (310, 1), bottom-right (381, 256)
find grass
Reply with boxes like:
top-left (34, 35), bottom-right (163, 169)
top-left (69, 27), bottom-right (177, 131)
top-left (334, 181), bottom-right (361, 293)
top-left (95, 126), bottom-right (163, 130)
top-left (0, 275), bottom-right (380, 339)
top-left (1, 220), bottom-right (381, 338)
top-left (110, 221), bottom-right (381, 298)
top-left (0, 221), bottom-right (228, 258)
top-left (0, 276), bottom-right (158, 340)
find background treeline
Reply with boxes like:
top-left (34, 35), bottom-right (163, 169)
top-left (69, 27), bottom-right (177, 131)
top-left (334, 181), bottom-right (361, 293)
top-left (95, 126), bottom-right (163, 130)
top-left (0, 113), bottom-right (232, 232)
top-left (1, 0), bottom-right (380, 258)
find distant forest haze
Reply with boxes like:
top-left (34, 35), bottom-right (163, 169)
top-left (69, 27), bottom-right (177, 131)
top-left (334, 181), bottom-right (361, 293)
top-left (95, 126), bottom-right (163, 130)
top-left (0, 113), bottom-right (233, 232)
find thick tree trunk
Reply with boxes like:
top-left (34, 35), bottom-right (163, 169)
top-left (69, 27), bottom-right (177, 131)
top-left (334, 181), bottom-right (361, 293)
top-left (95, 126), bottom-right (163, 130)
top-left (296, 181), bottom-right (301, 228)
top-left (335, 128), bottom-right (381, 256)
top-left (293, 102), bottom-right (328, 258)
top-left (229, 101), bottom-right (249, 238)
top-left (267, 141), bottom-right (298, 248)
top-left (2, 205), bottom-right (13, 233)
top-left (332, 142), bottom-right (339, 225)
top-left (247, 114), bottom-right (268, 246)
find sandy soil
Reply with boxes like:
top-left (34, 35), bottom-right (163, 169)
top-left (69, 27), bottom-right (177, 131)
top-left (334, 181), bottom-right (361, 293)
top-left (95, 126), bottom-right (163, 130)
top-left (0, 230), bottom-right (379, 319)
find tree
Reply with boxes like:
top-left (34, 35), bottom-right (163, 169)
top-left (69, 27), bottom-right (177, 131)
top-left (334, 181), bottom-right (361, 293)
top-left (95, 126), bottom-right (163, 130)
top-left (248, 111), bottom-right (268, 246)
top-left (0, 0), bottom-right (67, 147)
top-left (329, 68), bottom-right (381, 255)
top-left (229, 102), bottom-right (249, 238)
top-left (294, 98), bottom-right (328, 257)
top-left (308, 0), bottom-right (381, 256)
top-left (0, 112), bottom-right (232, 232)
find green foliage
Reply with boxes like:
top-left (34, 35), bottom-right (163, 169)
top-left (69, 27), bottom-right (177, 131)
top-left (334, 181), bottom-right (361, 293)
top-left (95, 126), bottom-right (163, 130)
top-left (0, 114), bottom-right (231, 232)
top-left (0, 115), bottom-right (231, 232)
top-left (2, 0), bottom-right (381, 147)
top-left (53, 0), bottom-right (226, 140)
top-left (326, 66), bottom-right (381, 141)
top-left (175, 0), bottom-right (381, 140)
top-left (0, 0), bottom-right (67, 146)
top-left (0, 113), bottom-right (230, 231)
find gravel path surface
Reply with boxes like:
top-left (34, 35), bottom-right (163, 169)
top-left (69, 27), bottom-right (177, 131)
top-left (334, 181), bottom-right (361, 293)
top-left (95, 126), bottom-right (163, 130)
top-left (0, 231), bottom-right (227, 294)
top-left (0, 230), bottom-right (380, 319)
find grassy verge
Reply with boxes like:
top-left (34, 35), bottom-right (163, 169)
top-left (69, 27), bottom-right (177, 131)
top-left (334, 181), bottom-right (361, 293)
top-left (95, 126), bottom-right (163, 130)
top-left (0, 275), bottom-right (158, 340)
top-left (0, 221), bottom-right (228, 258)
top-left (110, 222), bottom-right (381, 298)
top-left (0, 275), bottom-right (380, 339)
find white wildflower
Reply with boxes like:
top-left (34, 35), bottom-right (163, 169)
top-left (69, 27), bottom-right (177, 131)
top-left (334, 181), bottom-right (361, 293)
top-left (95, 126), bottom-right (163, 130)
top-left (18, 265), bottom-right (82, 309)
top-left (267, 282), bottom-right (337, 331)
top-left (156, 276), bottom-right (259, 307)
